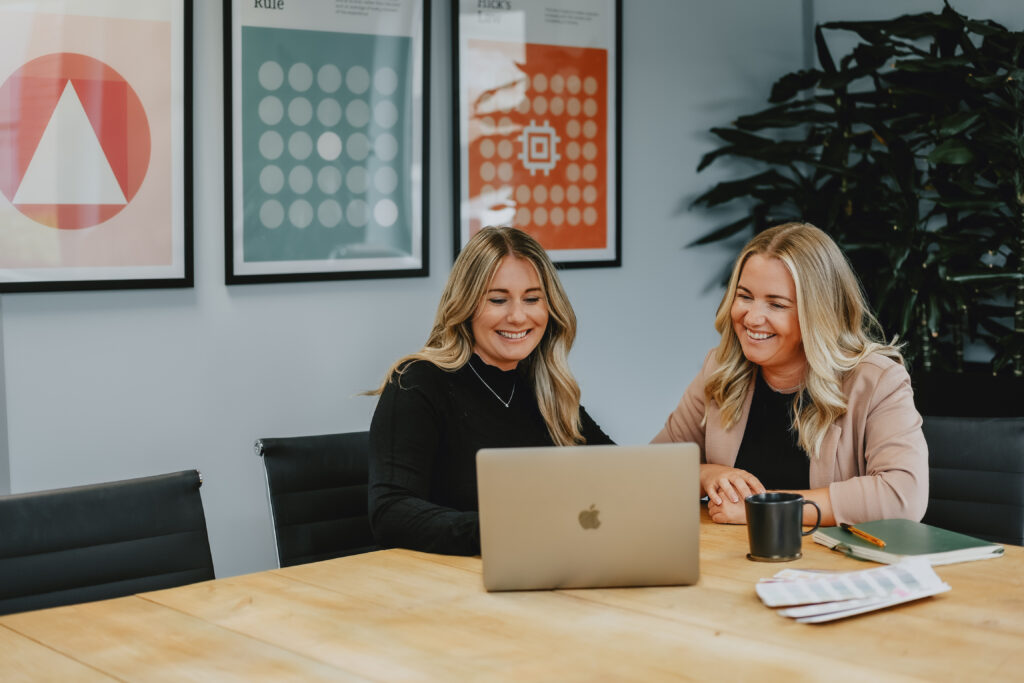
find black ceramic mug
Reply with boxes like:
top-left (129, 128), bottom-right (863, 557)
top-left (744, 492), bottom-right (821, 562)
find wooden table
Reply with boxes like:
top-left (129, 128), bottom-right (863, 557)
top-left (2, 513), bottom-right (1022, 681)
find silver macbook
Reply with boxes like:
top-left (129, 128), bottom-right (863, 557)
top-left (477, 443), bottom-right (700, 591)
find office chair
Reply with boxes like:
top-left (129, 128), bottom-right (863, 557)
top-left (0, 470), bottom-right (215, 616)
top-left (921, 416), bottom-right (1024, 546)
top-left (255, 431), bottom-right (376, 567)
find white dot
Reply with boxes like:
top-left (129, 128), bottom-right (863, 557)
top-left (498, 140), bottom-right (513, 159)
top-left (479, 139), bottom-right (495, 158)
top-left (515, 185), bottom-right (531, 204)
top-left (374, 166), bottom-right (398, 194)
top-left (258, 62), bottom-right (284, 90)
top-left (584, 76), bottom-right (598, 95)
top-left (318, 64), bottom-right (342, 93)
top-left (317, 132), bottom-right (343, 161)
top-left (567, 98), bottom-right (581, 117)
top-left (374, 67), bottom-right (398, 95)
top-left (259, 131), bottom-right (283, 159)
top-left (550, 207), bottom-right (565, 226)
top-left (374, 100), bottom-right (398, 129)
top-left (346, 166), bottom-right (367, 193)
top-left (497, 163), bottom-right (513, 182)
top-left (260, 200), bottom-right (284, 228)
top-left (533, 73), bottom-right (548, 93)
top-left (584, 98), bottom-right (598, 117)
top-left (346, 99), bottom-right (370, 127)
top-left (533, 186), bottom-right (547, 204)
top-left (480, 162), bottom-right (495, 182)
top-left (259, 165), bottom-right (284, 194)
top-left (318, 166), bottom-right (343, 194)
top-left (567, 75), bottom-right (581, 94)
top-left (566, 142), bottom-right (580, 160)
top-left (516, 96), bottom-right (531, 115)
top-left (583, 120), bottom-right (598, 139)
top-left (583, 142), bottom-right (598, 160)
top-left (375, 133), bottom-right (398, 161)
top-left (533, 97), bottom-right (548, 116)
top-left (583, 163), bottom-right (598, 182)
top-left (534, 207), bottom-right (548, 226)
top-left (346, 132), bottom-right (370, 161)
top-left (583, 185), bottom-right (598, 203)
top-left (514, 207), bottom-right (530, 226)
top-left (583, 206), bottom-right (598, 226)
top-left (288, 97), bottom-right (313, 125)
top-left (550, 74), bottom-right (565, 93)
top-left (567, 206), bottom-right (581, 225)
top-left (566, 120), bottom-right (581, 138)
top-left (289, 132), bottom-right (313, 160)
top-left (288, 63), bottom-right (313, 92)
top-left (374, 199), bottom-right (398, 227)
top-left (318, 199), bottom-right (343, 227)
top-left (289, 166), bottom-right (313, 194)
top-left (549, 97), bottom-right (565, 116)
top-left (567, 185), bottom-right (581, 203)
top-left (258, 96), bottom-right (283, 125)
top-left (289, 200), bottom-right (314, 228)
top-left (347, 199), bottom-right (369, 227)
top-left (347, 66), bottom-right (370, 94)
top-left (317, 98), bottom-right (342, 127)
top-left (550, 185), bottom-right (564, 203)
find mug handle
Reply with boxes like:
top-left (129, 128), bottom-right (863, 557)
top-left (801, 500), bottom-right (822, 536)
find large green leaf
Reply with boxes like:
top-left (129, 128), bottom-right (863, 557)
top-left (928, 139), bottom-right (975, 165)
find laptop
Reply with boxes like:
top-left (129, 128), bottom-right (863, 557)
top-left (476, 443), bottom-right (700, 591)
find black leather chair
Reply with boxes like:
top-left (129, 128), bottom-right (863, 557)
top-left (255, 431), bottom-right (376, 567)
top-left (0, 470), bottom-right (215, 616)
top-left (921, 416), bottom-right (1024, 546)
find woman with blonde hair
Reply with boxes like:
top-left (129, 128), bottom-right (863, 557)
top-left (369, 227), bottom-right (612, 554)
top-left (653, 222), bottom-right (927, 526)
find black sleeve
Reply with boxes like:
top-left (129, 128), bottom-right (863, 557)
top-left (368, 366), bottom-right (481, 556)
top-left (580, 405), bottom-right (615, 445)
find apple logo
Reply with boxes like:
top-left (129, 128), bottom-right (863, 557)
top-left (578, 504), bottom-right (601, 530)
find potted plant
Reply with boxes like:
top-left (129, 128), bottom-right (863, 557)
top-left (689, 2), bottom-right (1024, 395)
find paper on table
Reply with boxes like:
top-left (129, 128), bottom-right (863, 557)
top-left (755, 557), bottom-right (950, 623)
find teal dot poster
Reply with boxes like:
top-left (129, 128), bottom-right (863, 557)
top-left (240, 26), bottom-right (413, 265)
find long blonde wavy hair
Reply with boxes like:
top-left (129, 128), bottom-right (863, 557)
top-left (373, 226), bottom-right (586, 446)
top-left (706, 222), bottom-right (902, 458)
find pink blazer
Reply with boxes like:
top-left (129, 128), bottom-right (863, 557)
top-left (652, 351), bottom-right (929, 524)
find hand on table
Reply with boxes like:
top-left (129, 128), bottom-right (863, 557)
top-left (700, 463), bottom-right (765, 506)
top-left (707, 496), bottom-right (748, 524)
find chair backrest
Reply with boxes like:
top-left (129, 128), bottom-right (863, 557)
top-left (921, 416), bottom-right (1024, 546)
top-left (0, 470), bottom-right (215, 616)
top-left (255, 431), bottom-right (376, 567)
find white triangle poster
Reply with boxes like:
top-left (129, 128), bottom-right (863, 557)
top-left (13, 80), bottom-right (127, 205)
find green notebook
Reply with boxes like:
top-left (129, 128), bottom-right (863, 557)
top-left (812, 519), bottom-right (1005, 566)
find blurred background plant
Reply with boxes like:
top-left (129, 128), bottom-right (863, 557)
top-left (690, 2), bottom-right (1024, 376)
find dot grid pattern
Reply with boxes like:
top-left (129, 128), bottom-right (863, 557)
top-left (467, 40), bottom-right (608, 250)
top-left (241, 27), bottom-right (411, 262)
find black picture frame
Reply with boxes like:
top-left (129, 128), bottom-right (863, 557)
top-left (452, 0), bottom-right (622, 268)
top-left (224, 0), bottom-right (430, 284)
top-left (0, 0), bottom-right (193, 293)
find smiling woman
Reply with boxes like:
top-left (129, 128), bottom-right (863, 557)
top-left (652, 222), bottom-right (928, 529)
top-left (367, 227), bottom-right (613, 555)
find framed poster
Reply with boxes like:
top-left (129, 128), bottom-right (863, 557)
top-left (0, 0), bottom-right (193, 292)
top-left (225, 0), bottom-right (429, 284)
top-left (453, 0), bottom-right (621, 268)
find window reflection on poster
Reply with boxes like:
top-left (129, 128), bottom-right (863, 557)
top-left (454, 0), bottom-right (621, 267)
top-left (225, 0), bottom-right (428, 283)
top-left (0, 0), bottom-right (192, 292)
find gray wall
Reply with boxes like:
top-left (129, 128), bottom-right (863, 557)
top-left (0, 1), bottom-right (1017, 577)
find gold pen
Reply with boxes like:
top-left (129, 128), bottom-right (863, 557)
top-left (840, 523), bottom-right (886, 548)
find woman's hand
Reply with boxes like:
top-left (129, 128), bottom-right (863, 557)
top-left (707, 496), bottom-right (747, 524)
top-left (700, 463), bottom-right (765, 506)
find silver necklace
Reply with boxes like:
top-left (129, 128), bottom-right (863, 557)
top-left (467, 361), bottom-right (515, 408)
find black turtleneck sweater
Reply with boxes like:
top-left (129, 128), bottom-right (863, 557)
top-left (368, 354), bottom-right (613, 555)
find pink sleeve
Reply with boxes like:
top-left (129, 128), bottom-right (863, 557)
top-left (651, 352), bottom-right (712, 462)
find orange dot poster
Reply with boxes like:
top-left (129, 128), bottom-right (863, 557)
top-left (456, 0), bottom-right (620, 267)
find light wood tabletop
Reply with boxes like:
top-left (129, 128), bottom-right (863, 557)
top-left (2, 511), bottom-right (1021, 681)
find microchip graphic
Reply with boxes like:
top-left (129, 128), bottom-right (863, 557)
top-left (518, 119), bottom-right (561, 176)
